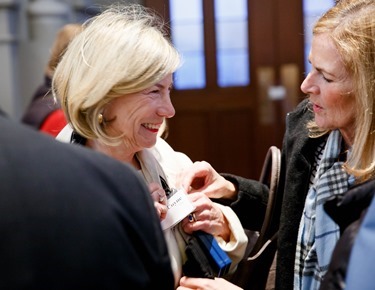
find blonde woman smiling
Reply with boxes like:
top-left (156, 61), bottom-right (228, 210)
top-left (53, 4), bottom-right (247, 288)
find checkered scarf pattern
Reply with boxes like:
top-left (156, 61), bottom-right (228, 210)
top-left (294, 130), bottom-right (355, 290)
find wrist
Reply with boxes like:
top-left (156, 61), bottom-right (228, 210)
top-left (217, 215), bottom-right (231, 242)
top-left (224, 180), bottom-right (237, 200)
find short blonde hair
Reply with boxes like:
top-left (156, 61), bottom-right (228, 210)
top-left (52, 3), bottom-right (181, 145)
top-left (308, 0), bottom-right (375, 181)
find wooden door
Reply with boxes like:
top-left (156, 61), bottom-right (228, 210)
top-left (145, 0), bottom-right (305, 179)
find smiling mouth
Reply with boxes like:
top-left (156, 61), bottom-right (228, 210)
top-left (142, 123), bottom-right (161, 132)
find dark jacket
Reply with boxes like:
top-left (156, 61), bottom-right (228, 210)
top-left (21, 76), bottom-right (62, 129)
top-left (0, 113), bottom-right (174, 290)
top-left (344, 186), bottom-right (375, 290)
top-left (223, 99), bottom-right (327, 290)
top-left (319, 179), bottom-right (375, 290)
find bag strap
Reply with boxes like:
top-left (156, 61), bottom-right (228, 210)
top-left (248, 146), bottom-right (281, 259)
top-left (228, 146), bottom-right (281, 290)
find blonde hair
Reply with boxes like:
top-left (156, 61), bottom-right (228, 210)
top-left (308, 0), bottom-right (375, 181)
top-left (52, 3), bottom-right (181, 145)
top-left (45, 23), bottom-right (83, 78)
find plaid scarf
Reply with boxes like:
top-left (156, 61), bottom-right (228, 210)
top-left (294, 130), bottom-right (355, 290)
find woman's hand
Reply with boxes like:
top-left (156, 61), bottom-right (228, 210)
top-left (181, 191), bottom-right (230, 241)
top-left (149, 182), bottom-right (168, 221)
top-left (177, 161), bottom-right (237, 200)
top-left (177, 276), bottom-right (243, 290)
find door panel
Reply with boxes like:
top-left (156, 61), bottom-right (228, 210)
top-left (145, 0), bottom-right (305, 179)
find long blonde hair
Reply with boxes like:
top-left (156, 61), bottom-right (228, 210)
top-left (307, 0), bottom-right (375, 182)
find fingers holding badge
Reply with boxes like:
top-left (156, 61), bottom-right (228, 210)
top-left (148, 182), bottom-right (168, 220)
top-left (149, 182), bottom-right (167, 205)
top-left (188, 213), bottom-right (197, 223)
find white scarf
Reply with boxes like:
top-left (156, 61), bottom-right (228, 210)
top-left (136, 148), bottom-right (182, 288)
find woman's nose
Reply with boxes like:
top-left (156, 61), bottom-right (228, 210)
top-left (300, 73), bottom-right (318, 95)
top-left (300, 76), bottom-right (309, 94)
top-left (158, 96), bottom-right (175, 118)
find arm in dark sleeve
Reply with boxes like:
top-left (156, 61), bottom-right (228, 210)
top-left (216, 173), bottom-right (269, 230)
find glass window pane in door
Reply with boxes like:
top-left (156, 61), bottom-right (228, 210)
top-left (217, 52), bottom-right (249, 87)
top-left (175, 53), bottom-right (205, 89)
top-left (170, 0), bottom-right (205, 89)
top-left (216, 22), bottom-right (247, 50)
top-left (215, 0), bottom-right (249, 87)
top-left (171, 24), bottom-right (203, 51)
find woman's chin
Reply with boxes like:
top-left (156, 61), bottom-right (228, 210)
top-left (141, 139), bottom-right (157, 149)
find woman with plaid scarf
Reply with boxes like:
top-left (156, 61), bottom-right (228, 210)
top-left (176, 1), bottom-right (375, 290)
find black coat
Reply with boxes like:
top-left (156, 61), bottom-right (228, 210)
top-left (222, 99), bottom-right (327, 290)
top-left (0, 114), bottom-right (174, 290)
top-left (319, 179), bottom-right (375, 290)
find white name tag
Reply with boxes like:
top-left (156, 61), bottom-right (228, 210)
top-left (161, 188), bottom-right (195, 230)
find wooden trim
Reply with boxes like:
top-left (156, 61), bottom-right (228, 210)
top-left (143, 1), bottom-right (170, 19)
top-left (202, 0), bottom-right (217, 88)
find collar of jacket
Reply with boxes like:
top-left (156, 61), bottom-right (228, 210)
top-left (324, 178), bottom-right (375, 233)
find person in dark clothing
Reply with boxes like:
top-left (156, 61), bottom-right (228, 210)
top-left (21, 23), bottom-right (82, 137)
top-left (0, 110), bottom-right (174, 290)
top-left (344, 187), bottom-right (375, 290)
top-left (319, 179), bottom-right (375, 290)
top-left (175, 1), bottom-right (375, 290)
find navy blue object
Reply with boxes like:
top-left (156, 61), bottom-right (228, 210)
top-left (194, 231), bottom-right (232, 277)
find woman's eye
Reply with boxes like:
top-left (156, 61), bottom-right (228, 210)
top-left (144, 88), bottom-right (159, 95)
top-left (323, 76), bottom-right (333, 83)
